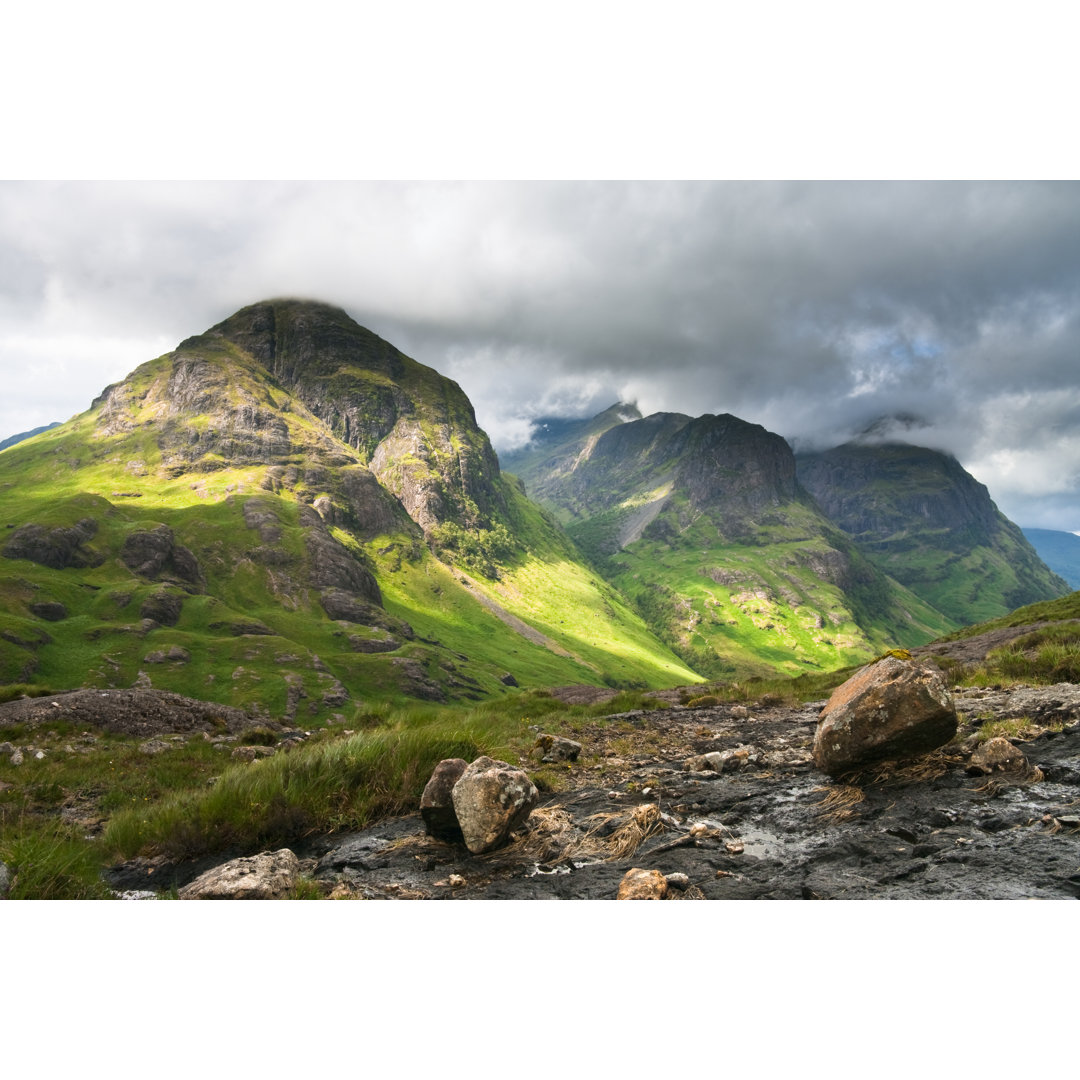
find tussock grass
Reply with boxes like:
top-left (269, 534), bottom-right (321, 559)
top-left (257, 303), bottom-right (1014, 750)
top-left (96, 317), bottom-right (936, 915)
top-left (602, 804), bottom-right (666, 860)
top-left (0, 826), bottom-right (113, 900)
top-left (103, 712), bottom-right (512, 861)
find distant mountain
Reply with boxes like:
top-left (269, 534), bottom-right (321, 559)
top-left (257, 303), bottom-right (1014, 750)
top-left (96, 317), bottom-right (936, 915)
top-left (0, 422), bottom-right (61, 453)
top-left (509, 406), bottom-right (953, 679)
top-left (0, 301), bottom-right (699, 714)
top-left (796, 442), bottom-right (1070, 625)
top-left (1022, 528), bottom-right (1080, 589)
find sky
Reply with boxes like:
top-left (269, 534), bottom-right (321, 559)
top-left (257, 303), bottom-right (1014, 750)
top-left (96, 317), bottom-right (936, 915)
top-left (2, 179), bottom-right (1079, 531)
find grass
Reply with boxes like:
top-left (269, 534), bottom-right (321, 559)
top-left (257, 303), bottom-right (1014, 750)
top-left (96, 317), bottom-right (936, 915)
top-left (102, 709), bottom-right (511, 861)
top-left (0, 827), bottom-right (114, 900)
top-left (955, 620), bottom-right (1080, 688)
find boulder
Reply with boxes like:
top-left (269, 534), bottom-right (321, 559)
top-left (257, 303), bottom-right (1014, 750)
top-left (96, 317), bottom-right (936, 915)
top-left (812, 656), bottom-right (957, 776)
top-left (420, 758), bottom-right (469, 841)
top-left (966, 737), bottom-right (1030, 777)
top-left (451, 756), bottom-right (539, 854)
top-left (617, 868), bottom-right (669, 900)
top-left (178, 849), bottom-right (299, 899)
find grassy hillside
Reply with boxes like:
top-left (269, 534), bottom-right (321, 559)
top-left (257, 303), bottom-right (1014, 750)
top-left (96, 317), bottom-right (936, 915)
top-left (580, 494), bottom-right (953, 679)
top-left (0, 308), bottom-right (699, 715)
top-left (1022, 528), bottom-right (1080, 590)
top-left (797, 443), bottom-right (1070, 625)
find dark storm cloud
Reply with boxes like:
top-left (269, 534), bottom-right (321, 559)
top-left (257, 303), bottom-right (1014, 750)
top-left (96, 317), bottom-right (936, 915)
top-left (1, 181), bottom-right (1078, 529)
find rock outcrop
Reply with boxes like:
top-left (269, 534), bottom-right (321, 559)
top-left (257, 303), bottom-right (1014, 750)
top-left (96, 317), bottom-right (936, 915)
top-left (812, 656), bottom-right (957, 775)
top-left (120, 526), bottom-right (204, 590)
top-left (3, 519), bottom-right (104, 570)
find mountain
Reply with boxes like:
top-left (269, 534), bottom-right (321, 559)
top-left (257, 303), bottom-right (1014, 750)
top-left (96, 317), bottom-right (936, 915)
top-left (0, 422), bottom-right (61, 453)
top-left (796, 442), bottom-right (1070, 625)
top-left (506, 406), bottom-right (954, 679)
top-left (0, 301), bottom-right (700, 716)
top-left (1021, 528), bottom-right (1080, 590)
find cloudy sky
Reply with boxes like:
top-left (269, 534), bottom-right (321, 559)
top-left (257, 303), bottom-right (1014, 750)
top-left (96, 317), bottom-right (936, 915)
top-left (2, 180), bottom-right (1078, 531)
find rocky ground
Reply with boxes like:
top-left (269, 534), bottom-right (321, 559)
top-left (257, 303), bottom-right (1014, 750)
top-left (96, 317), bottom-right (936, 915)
top-left (106, 674), bottom-right (1080, 900)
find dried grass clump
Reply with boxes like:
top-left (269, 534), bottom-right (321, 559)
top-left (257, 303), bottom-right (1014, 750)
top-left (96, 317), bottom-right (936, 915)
top-left (511, 806), bottom-right (595, 864)
top-left (814, 784), bottom-right (865, 823)
top-left (583, 803), bottom-right (667, 861)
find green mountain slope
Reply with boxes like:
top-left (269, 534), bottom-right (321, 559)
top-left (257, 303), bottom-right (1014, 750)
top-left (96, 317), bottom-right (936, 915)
top-left (0, 301), bottom-right (700, 715)
top-left (1022, 528), bottom-right (1080, 590)
top-left (796, 442), bottom-right (1071, 625)
top-left (509, 407), bottom-right (953, 679)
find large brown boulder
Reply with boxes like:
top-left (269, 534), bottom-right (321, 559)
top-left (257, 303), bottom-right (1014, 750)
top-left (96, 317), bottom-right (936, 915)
top-left (451, 756), bottom-right (539, 855)
top-left (813, 656), bottom-right (957, 776)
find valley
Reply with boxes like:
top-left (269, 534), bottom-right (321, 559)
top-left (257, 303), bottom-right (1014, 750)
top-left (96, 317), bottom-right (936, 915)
top-left (1, 297), bottom-right (1076, 899)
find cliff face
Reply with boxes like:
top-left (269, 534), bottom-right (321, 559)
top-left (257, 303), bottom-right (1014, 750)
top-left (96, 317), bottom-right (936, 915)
top-left (208, 300), bottom-right (505, 533)
top-left (796, 442), bottom-right (1070, 624)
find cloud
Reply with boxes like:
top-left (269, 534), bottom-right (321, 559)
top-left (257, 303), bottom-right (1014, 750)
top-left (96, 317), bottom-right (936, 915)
top-left (1, 180), bottom-right (1079, 529)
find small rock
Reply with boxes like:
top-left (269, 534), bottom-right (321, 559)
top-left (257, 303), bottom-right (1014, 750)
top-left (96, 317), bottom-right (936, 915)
top-left (0, 861), bottom-right (11, 897)
top-left (452, 756), bottom-right (539, 854)
top-left (10, 749), bottom-right (23, 766)
top-left (420, 758), bottom-right (468, 842)
top-left (683, 755), bottom-right (710, 772)
top-left (139, 738), bottom-right (172, 756)
top-left (535, 734), bottom-right (582, 763)
top-left (500, 672), bottom-right (519, 687)
top-left (665, 872), bottom-right (690, 891)
top-left (725, 840), bottom-right (745, 855)
top-left (33, 750), bottom-right (45, 760)
top-left (966, 737), bottom-right (1029, 776)
top-left (230, 745), bottom-right (276, 762)
top-left (730, 706), bottom-right (750, 719)
top-left (448, 874), bottom-right (466, 888)
top-left (617, 868), bottom-right (668, 899)
top-left (0, 742), bottom-right (12, 756)
top-left (178, 849), bottom-right (300, 899)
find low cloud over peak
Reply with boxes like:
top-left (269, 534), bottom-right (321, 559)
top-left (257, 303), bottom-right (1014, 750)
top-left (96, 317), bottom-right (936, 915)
top-left (2, 180), bottom-right (1079, 530)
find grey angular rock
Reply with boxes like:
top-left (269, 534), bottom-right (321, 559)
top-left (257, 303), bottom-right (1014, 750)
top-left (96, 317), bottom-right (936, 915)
top-left (813, 656), bottom-right (957, 776)
top-left (178, 849), bottom-right (299, 899)
top-left (420, 758), bottom-right (469, 841)
top-left (451, 756), bottom-right (539, 854)
top-left (0, 861), bottom-right (10, 897)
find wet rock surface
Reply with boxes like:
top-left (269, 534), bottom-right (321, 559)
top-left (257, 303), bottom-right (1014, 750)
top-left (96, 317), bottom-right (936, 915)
top-left (297, 688), bottom-right (1080, 899)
